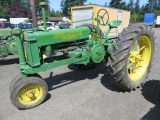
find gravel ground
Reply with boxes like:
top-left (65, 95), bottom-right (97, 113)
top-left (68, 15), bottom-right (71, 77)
top-left (0, 28), bottom-right (160, 120)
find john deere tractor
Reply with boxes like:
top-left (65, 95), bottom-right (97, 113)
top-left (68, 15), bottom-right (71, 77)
top-left (0, 28), bottom-right (18, 57)
top-left (1, 2), bottom-right (155, 109)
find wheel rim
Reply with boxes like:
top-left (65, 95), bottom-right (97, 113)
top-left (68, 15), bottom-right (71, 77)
top-left (18, 84), bottom-right (43, 105)
top-left (128, 35), bottom-right (151, 81)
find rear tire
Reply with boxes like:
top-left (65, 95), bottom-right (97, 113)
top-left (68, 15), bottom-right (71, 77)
top-left (108, 24), bottom-right (155, 90)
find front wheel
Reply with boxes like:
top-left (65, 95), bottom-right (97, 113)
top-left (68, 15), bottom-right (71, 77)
top-left (10, 77), bottom-right (48, 109)
top-left (9, 74), bottom-right (42, 94)
top-left (108, 24), bottom-right (155, 90)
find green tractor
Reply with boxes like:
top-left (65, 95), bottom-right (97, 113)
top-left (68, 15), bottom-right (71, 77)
top-left (0, 28), bottom-right (18, 57)
top-left (2, 2), bottom-right (155, 109)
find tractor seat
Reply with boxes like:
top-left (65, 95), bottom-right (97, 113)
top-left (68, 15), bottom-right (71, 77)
top-left (105, 20), bottom-right (122, 28)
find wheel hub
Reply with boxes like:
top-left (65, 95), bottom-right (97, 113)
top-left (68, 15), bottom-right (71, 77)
top-left (129, 51), bottom-right (143, 64)
top-left (18, 85), bottom-right (43, 105)
top-left (26, 90), bottom-right (35, 99)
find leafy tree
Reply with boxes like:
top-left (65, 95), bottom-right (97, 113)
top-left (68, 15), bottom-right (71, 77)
top-left (0, 0), bottom-right (50, 18)
top-left (128, 0), bottom-right (135, 13)
top-left (7, 3), bottom-right (31, 18)
top-left (108, 0), bottom-right (129, 10)
top-left (119, 1), bottom-right (129, 10)
top-left (49, 9), bottom-right (63, 17)
top-left (0, 0), bottom-right (8, 18)
top-left (55, 11), bottom-right (63, 17)
top-left (130, 13), bottom-right (143, 22)
top-left (109, 0), bottom-right (122, 8)
top-left (104, 2), bottom-right (107, 6)
top-left (35, 0), bottom-right (50, 16)
top-left (61, 0), bottom-right (87, 16)
top-left (135, 0), bottom-right (140, 13)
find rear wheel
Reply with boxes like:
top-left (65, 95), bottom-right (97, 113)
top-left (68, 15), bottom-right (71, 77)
top-left (108, 24), bottom-right (155, 90)
top-left (10, 77), bottom-right (48, 109)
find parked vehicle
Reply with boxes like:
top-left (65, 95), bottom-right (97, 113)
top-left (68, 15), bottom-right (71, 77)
top-left (11, 24), bottom-right (16, 28)
top-left (38, 22), bottom-right (60, 30)
top-left (0, 18), bottom-right (7, 22)
top-left (0, 22), bottom-right (13, 29)
top-left (143, 13), bottom-right (155, 26)
top-left (144, 14), bottom-right (160, 28)
top-left (10, 18), bottom-right (29, 24)
top-left (16, 23), bottom-right (33, 29)
top-left (155, 16), bottom-right (160, 27)
top-left (59, 23), bottom-right (70, 29)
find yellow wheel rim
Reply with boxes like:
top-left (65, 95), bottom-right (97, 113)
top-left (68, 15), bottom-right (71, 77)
top-left (18, 84), bottom-right (43, 105)
top-left (128, 35), bottom-right (151, 81)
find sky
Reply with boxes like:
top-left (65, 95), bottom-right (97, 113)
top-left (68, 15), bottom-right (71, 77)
top-left (49, 0), bottom-right (148, 11)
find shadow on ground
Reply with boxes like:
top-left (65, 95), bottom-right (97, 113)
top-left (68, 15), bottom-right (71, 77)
top-left (44, 62), bottom-right (122, 93)
top-left (141, 80), bottom-right (160, 120)
top-left (0, 57), bottom-right (19, 65)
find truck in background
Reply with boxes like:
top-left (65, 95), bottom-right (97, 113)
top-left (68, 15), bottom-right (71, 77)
top-left (0, 18), bottom-right (7, 22)
top-left (143, 13), bottom-right (160, 28)
top-left (9, 18), bottom-right (29, 24)
top-left (155, 16), bottom-right (160, 27)
top-left (143, 13), bottom-right (155, 26)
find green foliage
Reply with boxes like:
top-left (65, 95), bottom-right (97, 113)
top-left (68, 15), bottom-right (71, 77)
top-left (108, 0), bottom-right (129, 10)
top-left (108, 0), bottom-right (160, 23)
top-left (128, 0), bottom-right (135, 13)
top-left (135, 0), bottom-right (140, 13)
top-left (35, 0), bottom-right (50, 16)
top-left (104, 2), bottom-right (107, 7)
top-left (130, 13), bottom-right (143, 22)
top-left (49, 9), bottom-right (63, 17)
top-left (109, 0), bottom-right (122, 8)
top-left (0, 0), bottom-right (50, 18)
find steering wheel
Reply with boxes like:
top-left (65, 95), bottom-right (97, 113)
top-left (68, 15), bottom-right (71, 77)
top-left (97, 9), bottom-right (109, 25)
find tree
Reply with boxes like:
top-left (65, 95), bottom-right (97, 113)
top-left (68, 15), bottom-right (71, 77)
top-left (135, 0), bottom-right (140, 13)
top-left (109, 0), bottom-right (122, 8)
top-left (0, 0), bottom-right (50, 18)
top-left (128, 0), bottom-right (135, 13)
top-left (7, 3), bottom-right (31, 18)
top-left (104, 2), bottom-right (107, 7)
top-left (0, 0), bottom-right (10, 18)
top-left (119, 1), bottom-right (129, 10)
top-left (109, 0), bottom-right (129, 10)
top-left (49, 9), bottom-right (63, 17)
top-left (89, 2), bottom-right (92, 5)
top-left (49, 9), bottom-right (56, 17)
top-left (61, 0), bottom-right (87, 16)
top-left (35, 0), bottom-right (50, 16)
